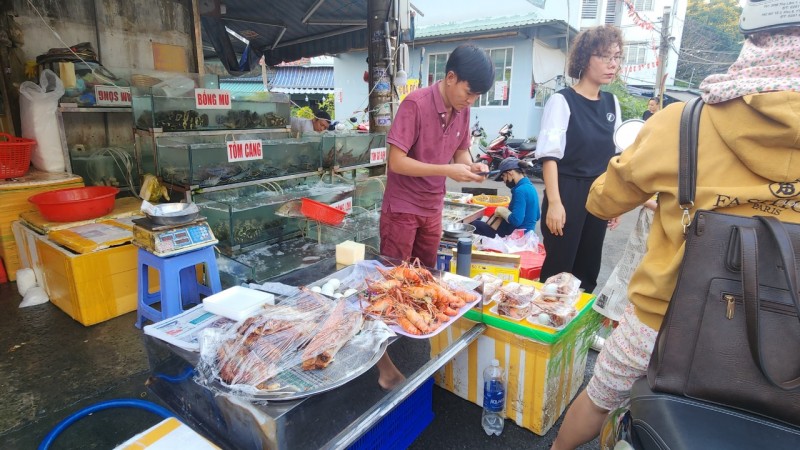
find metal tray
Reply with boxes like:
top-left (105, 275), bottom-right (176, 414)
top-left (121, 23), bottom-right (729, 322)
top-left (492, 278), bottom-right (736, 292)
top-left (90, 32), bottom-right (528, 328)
top-left (206, 322), bottom-right (391, 402)
top-left (442, 201), bottom-right (485, 225)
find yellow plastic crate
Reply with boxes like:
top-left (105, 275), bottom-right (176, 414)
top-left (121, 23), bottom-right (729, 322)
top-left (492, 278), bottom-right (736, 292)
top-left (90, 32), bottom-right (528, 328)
top-left (430, 288), bottom-right (600, 436)
top-left (450, 250), bottom-right (520, 282)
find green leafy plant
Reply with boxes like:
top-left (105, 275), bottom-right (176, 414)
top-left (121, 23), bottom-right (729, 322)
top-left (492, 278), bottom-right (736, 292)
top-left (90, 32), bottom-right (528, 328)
top-left (602, 79), bottom-right (648, 121)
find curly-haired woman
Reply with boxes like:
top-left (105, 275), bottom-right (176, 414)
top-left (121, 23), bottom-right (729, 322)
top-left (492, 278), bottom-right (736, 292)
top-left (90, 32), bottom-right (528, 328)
top-left (535, 25), bottom-right (623, 294)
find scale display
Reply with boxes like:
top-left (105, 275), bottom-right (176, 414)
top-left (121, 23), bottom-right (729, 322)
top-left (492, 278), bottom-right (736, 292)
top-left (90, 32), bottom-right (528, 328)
top-left (133, 221), bottom-right (217, 257)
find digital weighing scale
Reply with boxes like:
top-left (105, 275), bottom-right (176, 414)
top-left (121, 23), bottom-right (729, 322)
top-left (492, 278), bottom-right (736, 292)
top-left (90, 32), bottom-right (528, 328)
top-left (132, 217), bottom-right (218, 257)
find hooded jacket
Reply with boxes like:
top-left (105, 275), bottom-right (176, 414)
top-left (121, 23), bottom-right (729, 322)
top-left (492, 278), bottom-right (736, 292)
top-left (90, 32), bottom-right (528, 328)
top-left (587, 92), bottom-right (800, 331)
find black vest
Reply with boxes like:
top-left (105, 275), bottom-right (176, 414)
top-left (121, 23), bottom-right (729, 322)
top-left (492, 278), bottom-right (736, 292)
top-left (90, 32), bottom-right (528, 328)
top-left (557, 87), bottom-right (617, 178)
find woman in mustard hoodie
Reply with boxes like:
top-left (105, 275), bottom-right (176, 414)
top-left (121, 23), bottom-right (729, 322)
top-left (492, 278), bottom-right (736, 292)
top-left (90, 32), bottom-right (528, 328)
top-left (551, 5), bottom-right (800, 449)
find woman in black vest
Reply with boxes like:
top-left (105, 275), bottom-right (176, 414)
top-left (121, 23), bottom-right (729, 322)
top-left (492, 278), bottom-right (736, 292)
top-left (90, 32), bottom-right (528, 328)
top-left (535, 25), bottom-right (623, 293)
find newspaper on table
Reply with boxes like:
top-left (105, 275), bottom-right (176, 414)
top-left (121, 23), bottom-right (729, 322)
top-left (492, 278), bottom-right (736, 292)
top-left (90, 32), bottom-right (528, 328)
top-left (594, 207), bottom-right (654, 321)
top-left (143, 304), bottom-right (235, 352)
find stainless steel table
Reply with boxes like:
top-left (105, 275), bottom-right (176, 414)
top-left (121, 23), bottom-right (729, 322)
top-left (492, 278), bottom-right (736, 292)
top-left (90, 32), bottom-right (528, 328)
top-left (145, 257), bottom-right (486, 450)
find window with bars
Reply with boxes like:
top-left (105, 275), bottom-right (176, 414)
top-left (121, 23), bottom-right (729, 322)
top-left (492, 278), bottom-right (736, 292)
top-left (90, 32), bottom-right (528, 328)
top-left (624, 44), bottom-right (649, 65)
top-left (633, 0), bottom-right (654, 11)
top-left (477, 47), bottom-right (513, 107)
top-left (427, 53), bottom-right (448, 86)
top-left (582, 0), bottom-right (598, 19)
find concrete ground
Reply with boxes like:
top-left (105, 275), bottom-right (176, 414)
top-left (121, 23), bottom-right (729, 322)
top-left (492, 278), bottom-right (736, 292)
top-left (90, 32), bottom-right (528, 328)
top-left (0, 177), bottom-right (638, 449)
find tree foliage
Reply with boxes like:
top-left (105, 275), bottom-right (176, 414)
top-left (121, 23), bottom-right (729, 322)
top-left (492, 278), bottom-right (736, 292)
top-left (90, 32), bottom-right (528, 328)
top-left (675, 0), bottom-right (742, 88)
top-left (602, 79), bottom-right (647, 121)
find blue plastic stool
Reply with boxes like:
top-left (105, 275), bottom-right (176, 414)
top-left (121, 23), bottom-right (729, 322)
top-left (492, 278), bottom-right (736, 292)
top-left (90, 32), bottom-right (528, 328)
top-left (136, 246), bottom-right (221, 329)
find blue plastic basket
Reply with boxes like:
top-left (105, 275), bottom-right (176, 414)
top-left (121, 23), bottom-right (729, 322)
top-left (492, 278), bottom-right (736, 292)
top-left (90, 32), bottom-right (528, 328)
top-left (349, 378), bottom-right (435, 450)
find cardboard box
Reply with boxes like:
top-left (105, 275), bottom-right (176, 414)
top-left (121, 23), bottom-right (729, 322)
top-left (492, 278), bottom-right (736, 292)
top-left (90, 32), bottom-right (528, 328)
top-left (451, 250), bottom-right (520, 282)
top-left (430, 288), bottom-right (601, 435)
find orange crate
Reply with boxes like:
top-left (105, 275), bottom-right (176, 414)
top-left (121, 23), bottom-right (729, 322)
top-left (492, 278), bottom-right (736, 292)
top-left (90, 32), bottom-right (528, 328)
top-left (300, 198), bottom-right (346, 226)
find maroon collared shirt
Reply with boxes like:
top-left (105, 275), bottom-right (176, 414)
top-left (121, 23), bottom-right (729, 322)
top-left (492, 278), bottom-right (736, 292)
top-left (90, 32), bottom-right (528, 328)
top-left (383, 82), bottom-right (471, 217)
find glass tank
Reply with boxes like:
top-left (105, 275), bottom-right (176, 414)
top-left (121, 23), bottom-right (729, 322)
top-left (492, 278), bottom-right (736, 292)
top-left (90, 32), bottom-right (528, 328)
top-left (69, 145), bottom-right (140, 191)
top-left (153, 133), bottom-right (321, 188)
top-left (353, 175), bottom-right (386, 212)
top-left (195, 181), bottom-right (355, 253)
top-left (131, 73), bottom-right (290, 131)
top-left (306, 209), bottom-right (380, 245)
top-left (318, 132), bottom-right (387, 169)
top-left (223, 238), bottom-right (337, 283)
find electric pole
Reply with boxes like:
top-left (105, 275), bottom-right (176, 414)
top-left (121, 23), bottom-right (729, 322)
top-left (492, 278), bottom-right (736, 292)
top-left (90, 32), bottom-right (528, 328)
top-left (654, 5), bottom-right (671, 106)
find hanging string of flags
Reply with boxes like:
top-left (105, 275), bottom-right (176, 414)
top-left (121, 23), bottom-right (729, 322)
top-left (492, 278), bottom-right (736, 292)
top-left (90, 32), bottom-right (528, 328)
top-left (622, 59), bottom-right (660, 74)
top-left (623, 0), bottom-right (656, 31)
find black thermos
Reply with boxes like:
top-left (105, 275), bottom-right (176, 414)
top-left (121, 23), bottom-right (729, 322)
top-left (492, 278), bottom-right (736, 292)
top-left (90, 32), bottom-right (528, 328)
top-left (456, 237), bottom-right (472, 277)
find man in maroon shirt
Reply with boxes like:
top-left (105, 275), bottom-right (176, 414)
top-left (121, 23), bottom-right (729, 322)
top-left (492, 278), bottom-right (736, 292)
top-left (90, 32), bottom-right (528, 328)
top-left (377, 43), bottom-right (495, 390)
top-left (380, 43), bottom-right (494, 268)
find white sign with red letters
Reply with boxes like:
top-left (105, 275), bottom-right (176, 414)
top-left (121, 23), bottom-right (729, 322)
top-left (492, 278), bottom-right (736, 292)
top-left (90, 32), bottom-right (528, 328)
top-left (226, 140), bottom-right (263, 163)
top-left (370, 147), bottom-right (387, 164)
top-left (331, 197), bottom-right (353, 214)
top-left (195, 88), bottom-right (232, 110)
top-left (94, 86), bottom-right (132, 106)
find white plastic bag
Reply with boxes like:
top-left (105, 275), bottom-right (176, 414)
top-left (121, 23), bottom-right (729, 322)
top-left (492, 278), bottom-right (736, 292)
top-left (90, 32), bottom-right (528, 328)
top-left (16, 268), bottom-right (37, 296)
top-left (19, 286), bottom-right (49, 308)
top-left (20, 69), bottom-right (66, 172)
top-left (594, 207), bottom-right (654, 321)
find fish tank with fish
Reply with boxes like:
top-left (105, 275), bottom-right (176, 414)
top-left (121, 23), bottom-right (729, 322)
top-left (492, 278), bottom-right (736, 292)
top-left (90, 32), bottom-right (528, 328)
top-left (195, 181), bottom-right (355, 254)
top-left (131, 73), bottom-right (291, 131)
top-left (69, 145), bottom-right (140, 191)
top-left (153, 133), bottom-right (322, 189)
top-left (317, 132), bottom-right (387, 170)
top-left (223, 238), bottom-right (338, 283)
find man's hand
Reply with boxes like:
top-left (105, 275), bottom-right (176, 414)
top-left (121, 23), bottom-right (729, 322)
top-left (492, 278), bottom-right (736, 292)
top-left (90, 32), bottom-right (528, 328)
top-left (546, 201), bottom-right (566, 236)
top-left (448, 164), bottom-right (486, 182)
top-left (608, 217), bottom-right (620, 230)
top-left (470, 162), bottom-right (490, 174)
top-left (494, 206), bottom-right (511, 221)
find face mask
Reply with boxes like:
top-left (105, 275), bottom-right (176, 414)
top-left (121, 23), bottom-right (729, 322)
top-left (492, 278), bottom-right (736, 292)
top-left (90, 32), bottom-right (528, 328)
top-left (505, 179), bottom-right (516, 189)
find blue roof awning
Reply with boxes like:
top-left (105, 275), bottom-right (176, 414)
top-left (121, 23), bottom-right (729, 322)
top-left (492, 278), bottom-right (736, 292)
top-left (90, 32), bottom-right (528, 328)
top-left (221, 66), bottom-right (334, 94)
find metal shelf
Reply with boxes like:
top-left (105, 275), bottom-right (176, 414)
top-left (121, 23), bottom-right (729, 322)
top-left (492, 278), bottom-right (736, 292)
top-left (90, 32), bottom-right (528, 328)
top-left (135, 127), bottom-right (290, 137)
top-left (59, 105), bottom-right (132, 113)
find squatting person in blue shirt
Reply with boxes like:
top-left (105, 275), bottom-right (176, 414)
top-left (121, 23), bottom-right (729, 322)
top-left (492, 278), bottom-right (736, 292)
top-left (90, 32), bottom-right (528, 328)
top-left (473, 157), bottom-right (540, 237)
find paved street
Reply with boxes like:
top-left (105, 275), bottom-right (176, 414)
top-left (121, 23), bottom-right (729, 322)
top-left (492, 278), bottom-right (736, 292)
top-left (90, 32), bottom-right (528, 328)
top-left (0, 176), bottom-right (638, 449)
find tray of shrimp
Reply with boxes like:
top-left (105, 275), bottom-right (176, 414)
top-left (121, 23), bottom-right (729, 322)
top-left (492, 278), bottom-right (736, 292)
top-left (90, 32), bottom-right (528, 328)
top-left (359, 259), bottom-right (482, 339)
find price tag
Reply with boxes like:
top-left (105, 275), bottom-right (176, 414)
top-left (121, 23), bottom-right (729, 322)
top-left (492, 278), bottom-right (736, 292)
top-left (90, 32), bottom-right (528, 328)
top-left (94, 86), bottom-right (132, 106)
top-left (226, 140), bottom-right (263, 162)
top-left (195, 88), bottom-right (232, 110)
top-left (331, 197), bottom-right (353, 215)
top-left (370, 147), bottom-right (387, 164)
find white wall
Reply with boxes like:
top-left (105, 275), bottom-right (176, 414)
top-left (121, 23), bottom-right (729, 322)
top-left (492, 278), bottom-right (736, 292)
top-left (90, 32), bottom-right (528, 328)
top-left (334, 33), bottom-right (569, 141)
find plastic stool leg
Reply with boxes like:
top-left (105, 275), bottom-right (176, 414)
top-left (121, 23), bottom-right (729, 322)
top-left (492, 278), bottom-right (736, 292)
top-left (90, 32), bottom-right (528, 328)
top-left (201, 247), bottom-right (222, 294)
top-left (160, 259), bottom-right (185, 320)
top-left (179, 265), bottom-right (200, 307)
top-left (136, 259), bottom-right (149, 329)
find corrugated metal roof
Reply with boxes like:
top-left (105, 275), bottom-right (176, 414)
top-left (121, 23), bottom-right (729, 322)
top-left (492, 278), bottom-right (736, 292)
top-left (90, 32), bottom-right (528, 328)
top-left (221, 66), bottom-right (333, 94)
top-left (416, 12), bottom-right (556, 39)
top-left (203, 0), bottom-right (370, 65)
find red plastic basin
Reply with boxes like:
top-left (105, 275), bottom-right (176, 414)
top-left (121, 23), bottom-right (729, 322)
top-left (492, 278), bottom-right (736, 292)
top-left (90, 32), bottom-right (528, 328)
top-left (28, 186), bottom-right (119, 222)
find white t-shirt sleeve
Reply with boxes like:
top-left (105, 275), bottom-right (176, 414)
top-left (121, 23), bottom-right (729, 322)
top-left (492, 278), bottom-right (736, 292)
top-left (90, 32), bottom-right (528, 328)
top-left (290, 117), bottom-right (314, 134)
top-left (535, 93), bottom-right (570, 160)
top-left (613, 95), bottom-right (623, 154)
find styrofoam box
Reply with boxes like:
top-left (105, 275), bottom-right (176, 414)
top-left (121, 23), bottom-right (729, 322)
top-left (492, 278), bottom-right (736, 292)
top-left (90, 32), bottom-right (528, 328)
top-left (202, 286), bottom-right (275, 321)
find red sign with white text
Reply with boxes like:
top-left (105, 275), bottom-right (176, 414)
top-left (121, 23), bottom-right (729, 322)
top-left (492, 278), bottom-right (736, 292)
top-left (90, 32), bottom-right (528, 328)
top-left (94, 86), bottom-right (132, 106)
top-left (195, 88), bottom-right (232, 110)
top-left (370, 147), bottom-right (387, 164)
top-left (226, 140), bottom-right (263, 163)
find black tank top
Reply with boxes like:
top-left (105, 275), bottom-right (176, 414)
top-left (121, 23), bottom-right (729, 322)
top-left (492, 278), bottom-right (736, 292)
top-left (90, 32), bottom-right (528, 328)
top-left (558, 87), bottom-right (617, 178)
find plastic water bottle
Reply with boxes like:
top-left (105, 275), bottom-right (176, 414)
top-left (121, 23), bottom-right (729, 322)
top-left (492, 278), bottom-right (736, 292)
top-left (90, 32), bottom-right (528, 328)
top-left (456, 237), bottom-right (472, 278)
top-left (482, 359), bottom-right (506, 436)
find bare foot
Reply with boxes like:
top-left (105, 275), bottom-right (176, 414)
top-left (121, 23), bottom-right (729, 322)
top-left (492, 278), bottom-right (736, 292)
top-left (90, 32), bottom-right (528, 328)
top-left (376, 353), bottom-right (405, 390)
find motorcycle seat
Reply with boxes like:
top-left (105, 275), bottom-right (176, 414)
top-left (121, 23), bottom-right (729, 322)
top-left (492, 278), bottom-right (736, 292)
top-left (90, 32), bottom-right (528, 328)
top-left (629, 378), bottom-right (800, 450)
top-left (519, 141), bottom-right (536, 151)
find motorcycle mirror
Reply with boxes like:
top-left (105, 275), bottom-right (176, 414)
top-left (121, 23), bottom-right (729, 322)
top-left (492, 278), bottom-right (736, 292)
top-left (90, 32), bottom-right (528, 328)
top-left (614, 119), bottom-right (645, 153)
top-left (498, 124), bottom-right (512, 135)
